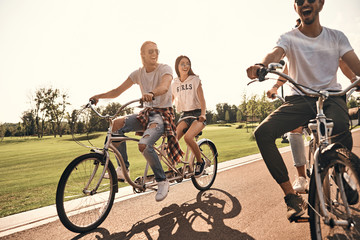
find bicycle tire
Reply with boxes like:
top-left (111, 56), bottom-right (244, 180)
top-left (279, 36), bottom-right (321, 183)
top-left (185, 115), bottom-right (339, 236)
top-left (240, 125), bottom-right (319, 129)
top-left (191, 139), bottom-right (218, 191)
top-left (56, 153), bottom-right (117, 233)
top-left (308, 147), bottom-right (360, 240)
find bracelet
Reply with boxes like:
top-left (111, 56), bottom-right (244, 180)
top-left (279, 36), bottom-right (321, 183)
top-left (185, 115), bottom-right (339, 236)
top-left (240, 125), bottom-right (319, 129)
top-left (273, 84), bottom-right (280, 89)
top-left (255, 63), bottom-right (265, 67)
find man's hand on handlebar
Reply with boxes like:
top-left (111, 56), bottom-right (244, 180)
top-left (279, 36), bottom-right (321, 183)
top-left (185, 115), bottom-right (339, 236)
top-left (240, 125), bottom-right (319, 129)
top-left (89, 95), bottom-right (99, 105)
top-left (267, 87), bottom-right (278, 99)
top-left (246, 65), bottom-right (262, 79)
top-left (142, 92), bottom-right (154, 102)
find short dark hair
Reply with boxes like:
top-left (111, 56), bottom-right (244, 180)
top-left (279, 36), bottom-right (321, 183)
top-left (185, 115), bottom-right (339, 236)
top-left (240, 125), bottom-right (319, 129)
top-left (174, 55), bottom-right (195, 78)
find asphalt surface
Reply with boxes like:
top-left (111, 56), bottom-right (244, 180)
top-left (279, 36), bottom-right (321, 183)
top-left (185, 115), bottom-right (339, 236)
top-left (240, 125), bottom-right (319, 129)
top-left (1, 129), bottom-right (360, 240)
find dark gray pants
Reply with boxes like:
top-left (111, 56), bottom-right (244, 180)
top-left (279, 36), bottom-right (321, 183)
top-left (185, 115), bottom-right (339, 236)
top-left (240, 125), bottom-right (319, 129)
top-left (254, 95), bottom-right (352, 184)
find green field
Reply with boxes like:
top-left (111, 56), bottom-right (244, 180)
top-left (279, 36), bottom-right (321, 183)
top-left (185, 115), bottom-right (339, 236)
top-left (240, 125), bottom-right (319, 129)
top-left (0, 123), bottom-right (288, 218)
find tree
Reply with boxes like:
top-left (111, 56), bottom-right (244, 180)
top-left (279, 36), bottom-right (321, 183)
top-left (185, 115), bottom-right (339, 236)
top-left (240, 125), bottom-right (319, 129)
top-left (238, 93), bottom-right (248, 122)
top-left (34, 88), bottom-right (46, 138)
top-left (205, 110), bottom-right (215, 124)
top-left (77, 121), bottom-right (85, 134)
top-left (21, 110), bottom-right (36, 136)
top-left (348, 96), bottom-right (358, 108)
top-left (0, 123), bottom-right (5, 141)
top-left (236, 109), bottom-right (243, 122)
top-left (215, 103), bottom-right (225, 121)
top-left (216, 103), bottom-right (231, 121)
top-left (246, 95), bottom-right (259, 122)
top-left (229, 105), bottom-right (238, 123)
top-left (42, 88), bottom-right (69, 137)
top-left (33, 87), bottom-right (69, 137)
top-left (257, 92), bottom-right (275, 122)
top-left (15, 122), bottom-right (23, 136)
top-left (225, 110), bottom-right (230, 122)
top-left (98, 102), bottom-right (134, 131)
top-left (5, 128), bottom-right (12, 137)
top-left (67, 110), bottom-right (78, 134)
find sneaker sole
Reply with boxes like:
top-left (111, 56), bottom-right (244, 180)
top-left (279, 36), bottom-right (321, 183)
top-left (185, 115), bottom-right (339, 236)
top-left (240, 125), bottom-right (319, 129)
top-left (288, 209), bottom-right (306, 221)
top-left (294, 189), bottom-right (309, 194)
top-left (288, 203), bottom-right (308, 221)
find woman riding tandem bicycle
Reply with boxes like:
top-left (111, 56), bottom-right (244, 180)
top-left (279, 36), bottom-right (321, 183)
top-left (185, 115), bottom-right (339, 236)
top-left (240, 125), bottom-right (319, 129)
top-left (172, 55), bottom-right (207, 175)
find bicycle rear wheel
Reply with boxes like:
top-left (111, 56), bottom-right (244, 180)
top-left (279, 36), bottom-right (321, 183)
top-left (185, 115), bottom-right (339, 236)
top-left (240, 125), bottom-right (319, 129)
top-left (191, 139), bottom-right (218, 191)
top-left (56, 153), bottom-right (117, 233)
top-left (309, 148), bottom-right (360, 239)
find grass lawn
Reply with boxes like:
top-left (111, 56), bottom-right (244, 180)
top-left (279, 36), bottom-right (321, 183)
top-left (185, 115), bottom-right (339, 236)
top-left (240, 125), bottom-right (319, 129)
top-left (0, 123), bottom-right (288, 218)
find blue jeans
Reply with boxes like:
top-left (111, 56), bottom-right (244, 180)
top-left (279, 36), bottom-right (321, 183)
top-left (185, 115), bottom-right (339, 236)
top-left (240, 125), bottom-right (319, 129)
top-left (116, 112), bottom-right (166, 181)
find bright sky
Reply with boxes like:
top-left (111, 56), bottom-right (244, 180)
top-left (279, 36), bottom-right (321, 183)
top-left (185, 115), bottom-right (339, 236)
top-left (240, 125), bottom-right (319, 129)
top-left (0, 0), bottom-right (359, 123)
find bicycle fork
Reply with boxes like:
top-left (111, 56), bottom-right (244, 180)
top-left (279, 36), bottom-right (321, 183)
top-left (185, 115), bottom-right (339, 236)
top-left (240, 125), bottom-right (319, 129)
top-left (84, 129), bottom-right (113, 195)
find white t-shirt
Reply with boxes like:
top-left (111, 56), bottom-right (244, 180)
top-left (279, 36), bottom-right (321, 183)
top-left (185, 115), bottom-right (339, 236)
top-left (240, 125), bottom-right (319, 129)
top-left (276, 27), bottom-right (353, 95)
top-left (129, 64), bottom-right (173, 108)
top-left (171, 75), bottom-right (202, 112)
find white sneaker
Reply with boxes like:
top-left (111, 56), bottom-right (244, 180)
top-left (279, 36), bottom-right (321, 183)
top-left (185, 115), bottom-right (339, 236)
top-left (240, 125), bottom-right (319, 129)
top-left (293, 176), bottom-right (308, 193)
top-left (156, 180), bottom-right (169, 202)
top-left (104, 166), bottom-right (129, 181)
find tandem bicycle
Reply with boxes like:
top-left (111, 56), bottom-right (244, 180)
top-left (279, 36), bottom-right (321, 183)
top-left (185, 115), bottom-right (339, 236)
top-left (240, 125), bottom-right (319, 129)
top-left (56, 99), bottom-right (218, 233)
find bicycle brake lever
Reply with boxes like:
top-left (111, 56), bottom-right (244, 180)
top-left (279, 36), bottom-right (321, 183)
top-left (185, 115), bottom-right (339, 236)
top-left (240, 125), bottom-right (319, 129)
top-left (257, 68), bottom-right (268, 81)
top-left (247, 79), bottom-right (258, 86)
top-left (84, 103), bottom-right (92, 109)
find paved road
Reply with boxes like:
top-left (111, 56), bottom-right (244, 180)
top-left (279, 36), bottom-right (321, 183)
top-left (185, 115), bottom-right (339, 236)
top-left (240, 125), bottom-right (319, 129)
top-left (2, 130), bottom-right (360, 240)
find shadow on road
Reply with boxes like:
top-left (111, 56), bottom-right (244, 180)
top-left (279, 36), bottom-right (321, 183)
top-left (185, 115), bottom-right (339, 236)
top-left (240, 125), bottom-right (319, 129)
top-left (71, 188), bottom-right (254, 240)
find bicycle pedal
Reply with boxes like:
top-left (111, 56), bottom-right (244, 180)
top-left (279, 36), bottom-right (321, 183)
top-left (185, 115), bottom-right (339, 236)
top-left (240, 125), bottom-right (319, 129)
top-left (290, 216), bottom-right (309, 223)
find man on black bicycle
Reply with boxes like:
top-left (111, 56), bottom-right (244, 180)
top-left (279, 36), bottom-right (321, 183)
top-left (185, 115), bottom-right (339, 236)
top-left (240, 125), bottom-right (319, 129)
top-left (246, 0), bottom-right (360, 221)
top-left (90, 41), bottom-right (183, 202)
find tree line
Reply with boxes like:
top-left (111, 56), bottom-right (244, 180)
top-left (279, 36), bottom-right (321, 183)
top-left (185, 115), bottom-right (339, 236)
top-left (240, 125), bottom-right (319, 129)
top-left (1, 87), bottom-right (358, 140)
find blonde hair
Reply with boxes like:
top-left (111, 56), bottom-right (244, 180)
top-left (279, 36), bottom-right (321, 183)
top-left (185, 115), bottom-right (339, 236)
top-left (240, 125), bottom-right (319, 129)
top-left (140, 41), bottom-right (157, 54)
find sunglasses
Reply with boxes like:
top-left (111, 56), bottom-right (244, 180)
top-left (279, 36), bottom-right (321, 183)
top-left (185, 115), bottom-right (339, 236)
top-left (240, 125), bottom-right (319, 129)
top-left (148, 49), bottom-right (160, 55)
top-left (295, 0), bottom-right (315, 6)
top-left (180, 63), bottom-right (191, 67)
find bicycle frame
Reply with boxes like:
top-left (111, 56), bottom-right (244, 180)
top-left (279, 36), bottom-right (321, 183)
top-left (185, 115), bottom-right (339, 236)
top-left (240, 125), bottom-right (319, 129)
top-left (86, 102), bottom-right (212, 194)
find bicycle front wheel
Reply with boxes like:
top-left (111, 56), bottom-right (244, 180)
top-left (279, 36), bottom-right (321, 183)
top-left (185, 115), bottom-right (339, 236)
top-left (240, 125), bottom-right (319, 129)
top-left (191, 139), bottom-right (218, 191)
top-left (56, 153), bottom-right (117, 233)
top-left (309, 148), bottom-right (360, 240)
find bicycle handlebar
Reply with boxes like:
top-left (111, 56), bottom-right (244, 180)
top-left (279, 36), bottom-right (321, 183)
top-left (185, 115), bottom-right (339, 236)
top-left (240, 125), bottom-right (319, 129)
top-left (255, 62), bottom-right (360, 98)
top-left (85, 98), bottom-right (143, 119)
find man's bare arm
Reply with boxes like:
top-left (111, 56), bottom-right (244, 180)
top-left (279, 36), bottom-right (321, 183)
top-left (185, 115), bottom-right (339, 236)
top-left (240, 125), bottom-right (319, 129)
top-left (246, 47), bottom-right (285, 79)
top-left (90, 77), bottom-right (134, 104)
